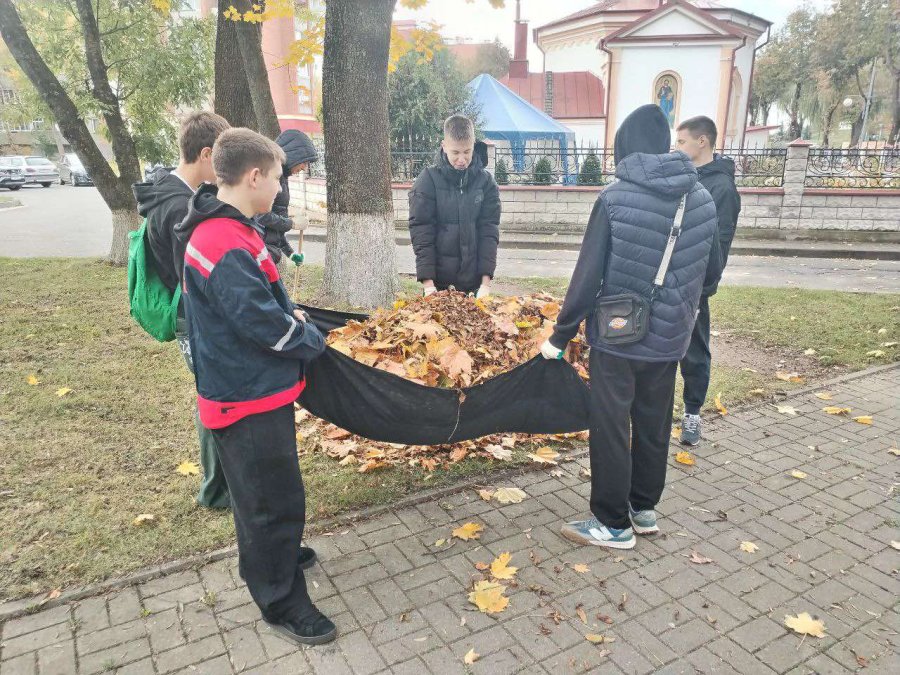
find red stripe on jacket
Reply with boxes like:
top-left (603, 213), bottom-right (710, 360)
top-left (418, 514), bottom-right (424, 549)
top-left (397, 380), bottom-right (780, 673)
top-left (198, 379), bottom-right (306, 429)
top-left (184, 217), bottom-right (280, 283)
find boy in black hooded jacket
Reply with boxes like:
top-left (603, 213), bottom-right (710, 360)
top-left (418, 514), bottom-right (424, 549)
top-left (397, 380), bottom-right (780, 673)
top-left (541, 105), bottom-right (720, 550)
top-left (257, 129), bottom-right (318, 266)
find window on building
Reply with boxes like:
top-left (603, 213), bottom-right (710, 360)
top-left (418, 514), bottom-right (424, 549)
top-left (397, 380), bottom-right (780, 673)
top-left (0, 89), bottom-right (19, 105)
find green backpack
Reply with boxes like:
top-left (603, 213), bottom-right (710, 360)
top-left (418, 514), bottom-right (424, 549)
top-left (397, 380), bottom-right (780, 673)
top-left (127, 218), bottom-right (182, 342)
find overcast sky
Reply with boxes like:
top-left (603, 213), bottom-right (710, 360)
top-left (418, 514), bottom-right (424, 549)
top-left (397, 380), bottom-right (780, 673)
top-left (394, 0), bottom-right (834, 49)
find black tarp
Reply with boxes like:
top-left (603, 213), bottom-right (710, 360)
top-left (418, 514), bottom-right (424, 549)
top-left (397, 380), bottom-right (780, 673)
top-left (297, 305), bottom-right (591, 445)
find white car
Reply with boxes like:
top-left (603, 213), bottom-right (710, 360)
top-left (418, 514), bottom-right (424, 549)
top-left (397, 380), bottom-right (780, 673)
top-left (0, 155), bottom-right (59, 187)
top-left (58, 153), bottom-right (94, 186)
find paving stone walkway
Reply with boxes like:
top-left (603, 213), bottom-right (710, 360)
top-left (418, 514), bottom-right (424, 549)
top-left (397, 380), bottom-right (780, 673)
top-left (2, 366), bottom-right (898, 674)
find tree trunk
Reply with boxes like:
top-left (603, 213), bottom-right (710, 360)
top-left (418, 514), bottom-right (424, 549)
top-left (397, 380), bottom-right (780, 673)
top-left (821, 102), bottom-right (839, 147)
top-left (321, 0), bottom-right (398, 309)
top-left (889, 72), bottom-right (900, 145)
top-left (787, 82), bottom-right (803, 140)
top-left (214, 0), bottom-right (260, 128)
top-left (0, 0), bottom-right (137, 265)
top-left (109, 209), bottom-right (143, 265)
top-left (232, 0), bottom-right (282, 139)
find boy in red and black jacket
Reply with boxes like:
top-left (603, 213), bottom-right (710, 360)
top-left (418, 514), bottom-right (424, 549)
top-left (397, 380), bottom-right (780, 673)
top-left (174, 128), bottom-right (335, 646)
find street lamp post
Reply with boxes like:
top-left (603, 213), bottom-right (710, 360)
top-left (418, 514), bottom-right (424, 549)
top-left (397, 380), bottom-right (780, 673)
top-left (843, 61), bottom-right (878, 145)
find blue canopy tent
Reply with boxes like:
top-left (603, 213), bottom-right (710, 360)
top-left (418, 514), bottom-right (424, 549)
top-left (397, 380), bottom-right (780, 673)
top-left (468, 74), bottom-right (576, 182)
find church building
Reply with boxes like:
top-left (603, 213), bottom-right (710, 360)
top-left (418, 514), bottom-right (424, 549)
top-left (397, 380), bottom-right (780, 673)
top-left (503, 0), bottom-right (771, 149)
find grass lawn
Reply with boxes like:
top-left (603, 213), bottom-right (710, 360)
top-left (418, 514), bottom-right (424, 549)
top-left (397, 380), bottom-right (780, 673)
top-left (1, 258), bottom-right (897, 600)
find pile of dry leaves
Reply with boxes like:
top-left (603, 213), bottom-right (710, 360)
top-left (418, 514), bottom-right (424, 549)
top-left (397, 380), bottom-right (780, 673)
top-left (296, 291), bottom-right (589, 472)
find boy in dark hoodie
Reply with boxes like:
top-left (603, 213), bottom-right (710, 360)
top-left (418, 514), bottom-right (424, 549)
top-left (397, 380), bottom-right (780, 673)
top-left (133, 111), bottom-right (232, 509)
top-left (175, 128), bottom-right (334, 645)
top-left (409, 114), bottom-right (501, 298)
top-left (675, 116), bottom-right (741, 446)
top-left (540, 105), bottom-right (721, 550)
top-left (257, 129), bottom-right (318, 265)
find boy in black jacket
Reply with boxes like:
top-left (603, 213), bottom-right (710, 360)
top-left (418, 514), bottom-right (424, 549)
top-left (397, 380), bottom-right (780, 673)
top-left (675, 116), bottom-right (742, 446)
top-left (409, 115), bottom-right (501, 298)
top-left (133, 111), bottom-right (232, 509)
top-left (541, 105), bottom-right (720, 550)
top-left (176, 128), bottom-right (334, 645)
top-left (257, 129), bottom-right (318, 265)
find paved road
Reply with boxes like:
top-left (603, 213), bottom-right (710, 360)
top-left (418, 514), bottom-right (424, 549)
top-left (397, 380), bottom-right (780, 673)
top-left (2, 365), bottom-right (898, 674)
top-left (2, 186), bottom-right (899, 293)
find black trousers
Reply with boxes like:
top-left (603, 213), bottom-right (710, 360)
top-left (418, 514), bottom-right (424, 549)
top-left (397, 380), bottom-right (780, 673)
top-left (588, 349), bottom-right (677, 530)
top-left (680, 295), bottom-right (711, 416)
top-left (211, 404), bottom-right (313, 622)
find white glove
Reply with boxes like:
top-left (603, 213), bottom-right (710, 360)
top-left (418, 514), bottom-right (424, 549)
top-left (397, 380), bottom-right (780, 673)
top-left (423, 285), bottom-right (437, 297)
top-left (540, 339), bottom-right (564, 360)
top-left (476, 285), bottom-right (490, 299)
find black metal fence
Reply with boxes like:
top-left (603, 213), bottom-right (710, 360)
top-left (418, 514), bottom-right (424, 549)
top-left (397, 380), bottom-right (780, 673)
top-left (493, 146), bottom-right (616, 186)
top-left (805, 148), bottom-right (900, 189)
top-left (721, 146), bottom-right (787, 188)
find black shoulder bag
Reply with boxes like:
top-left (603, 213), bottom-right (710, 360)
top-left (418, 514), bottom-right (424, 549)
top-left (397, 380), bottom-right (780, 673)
top-left (593, 194), bottom-right (686, 345)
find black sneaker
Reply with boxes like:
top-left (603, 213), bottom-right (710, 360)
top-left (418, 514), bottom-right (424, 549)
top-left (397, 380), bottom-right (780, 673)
top-left (267, 608), bottom-right (337, 646)
top-left (239, 546), bottom-right (317, 580)
top-left (680, 414), bottom-right (701, 446)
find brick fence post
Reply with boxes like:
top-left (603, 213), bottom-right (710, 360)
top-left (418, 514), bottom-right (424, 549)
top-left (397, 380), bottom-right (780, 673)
top-left (484, 139), bottom-right (496, 177)
top-left (781, 139), bottom-right (812, 229)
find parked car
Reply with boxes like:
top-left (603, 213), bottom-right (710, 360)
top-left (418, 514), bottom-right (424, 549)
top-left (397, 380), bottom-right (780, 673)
top-left (58, 153), bottom-right (94, 186)
top-left (0, 157), bottom-right (26, 191)
top-left (0, 155), bottom-right (59, 187)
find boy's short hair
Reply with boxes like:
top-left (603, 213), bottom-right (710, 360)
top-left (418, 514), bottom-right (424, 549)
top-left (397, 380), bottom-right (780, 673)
top-left (443, 115), bottom-right (474, 142)
top-left (677, 116), bottom-right (718, 147)
top-left (179, 111), bottom-right (231, 163)
top-left (213, 128), bottom-right (286, 186)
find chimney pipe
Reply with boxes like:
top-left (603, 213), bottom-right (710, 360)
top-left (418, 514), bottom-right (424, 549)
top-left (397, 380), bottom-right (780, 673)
top-left (510, 0), bottom-right (529, 78)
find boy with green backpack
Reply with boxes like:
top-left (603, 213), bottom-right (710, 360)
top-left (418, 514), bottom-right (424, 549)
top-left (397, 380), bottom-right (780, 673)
top-left (130, 111), bottom-right (232, 509)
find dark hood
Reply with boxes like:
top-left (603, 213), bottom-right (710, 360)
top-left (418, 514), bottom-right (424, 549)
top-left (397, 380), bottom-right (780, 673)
top-left (614, 104), bottom-right (672, 165)
top-left (174, 183), bottom-right (260, 244)
top-left (133, 169), bottom-right (193, 218)
top-left (615, 151), bottom-right (698, 198)
top-left (436, 140), bottom-right (488, 185)
top-left (276, 129), bottom-right (318, 172)
top-left (697, 153), bottom-right (736, 179)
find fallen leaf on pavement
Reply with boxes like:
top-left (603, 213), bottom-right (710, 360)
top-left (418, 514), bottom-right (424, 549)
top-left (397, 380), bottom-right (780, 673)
top-left (478, 489), bottom-right (494, 501)
top-left (26, 374), bottom-right (39, 386)
top-left (175, 461), bottom-right (200, 476)
top-left (486, 444), bottom-right (513, 461)
top-left (784, 612), bottom-right (826, 638)
top-left (790, 470), bottom-right (808, 479)
top-left (571, 563), bottom-right (590, 574)
top-left (463, 648), bottom-right (479, 665)
top-left (739, 541), bottom-right (759, 553)
top-left (493, 487), bottom-right (528, 504)
top-left (822, 406), bottom-right (851, 415)
top-left (597, 613), bottom-right (614, 625)
top-left (575, 604), bottom-right (588, 624)
top-left (888, 447), bottom-right (900, 456)
top-left (814, 392), bottom-right (833, 400)
top-left (852, 415), bottom-right (873, 425)
top-left (675, 451), bottom-right (695, 466)
top-left (452, 522), bottom-right (484, 541)
top-left (434, 538), bottom-right (446, 547)
top-left (468, 580), bottom-right (509, 614)
top-left (528, 446), bottom-right (559, 464)
top-left (687, 550), bottom-right (713, 564)
top-left (775, 404), bottom-right (798, 416)
top-left (132, 514), bottom-right (156, 527)
top-left (714, 392), bottom-right (727, 416)
top-left (490, 552), bottom-right (518, 580)
top-left (671, 426), bottom-right (681, 439)
top-left (580, 467), bottom-right (592, 478)
top-left (585, 634), bottom-right (615, 644)
top-left (889, 541), bottom-right (899, 550)
top-left (776, 371), bottom-right (804, 383)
